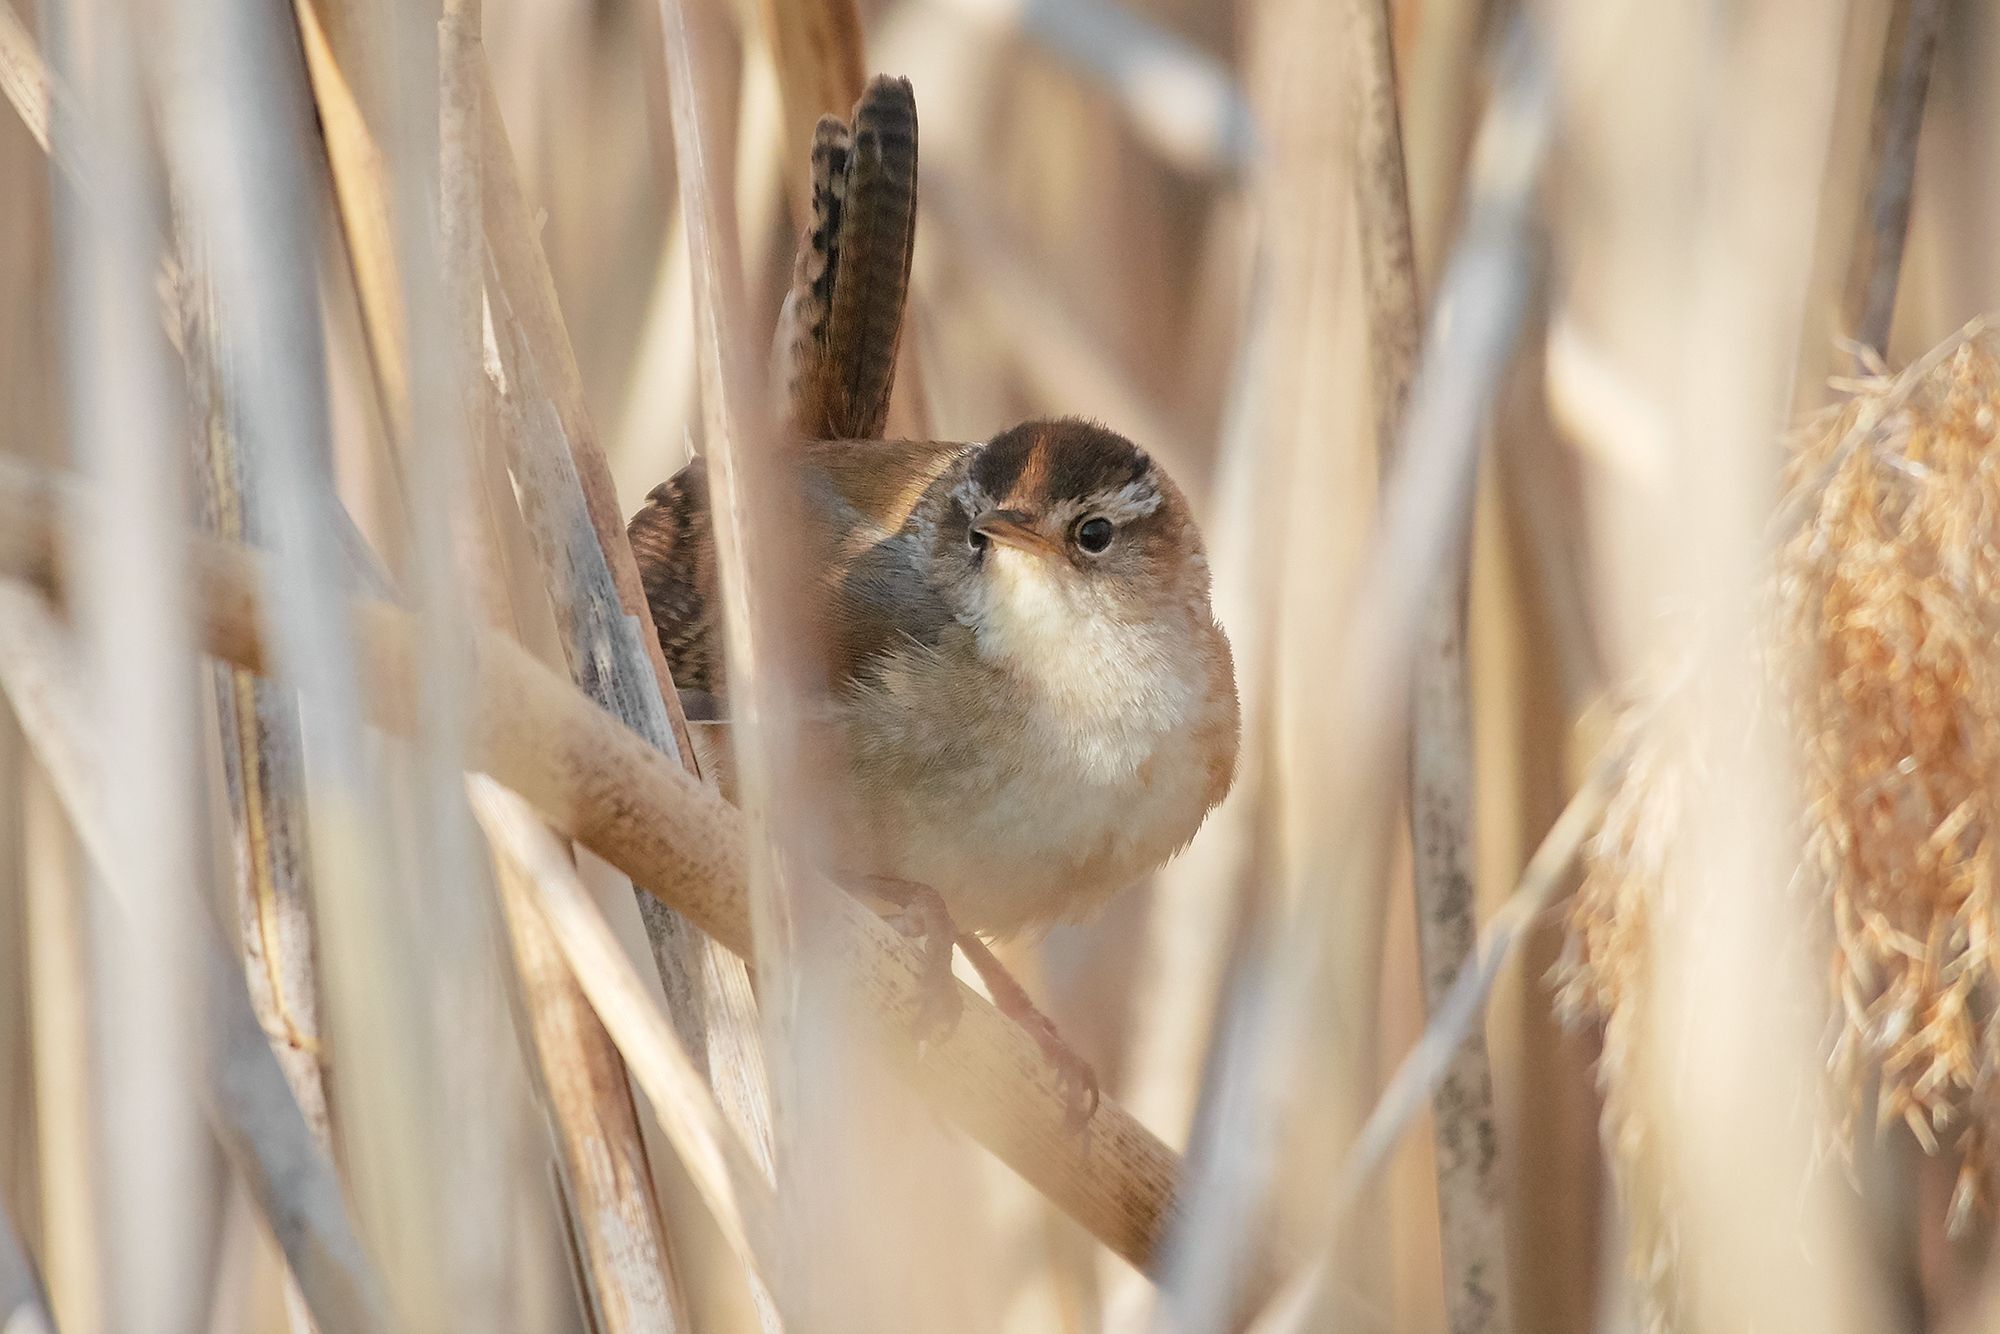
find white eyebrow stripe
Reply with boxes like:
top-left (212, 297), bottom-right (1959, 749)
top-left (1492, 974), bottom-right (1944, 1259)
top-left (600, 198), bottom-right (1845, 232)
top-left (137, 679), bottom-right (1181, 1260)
top-left (1097, 478), bottom-right (1163, 521)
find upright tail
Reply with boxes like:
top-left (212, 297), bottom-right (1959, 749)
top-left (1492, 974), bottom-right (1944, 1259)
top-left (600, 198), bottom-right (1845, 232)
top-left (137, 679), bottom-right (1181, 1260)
top-left (775, 75), bottom-right (918, 441)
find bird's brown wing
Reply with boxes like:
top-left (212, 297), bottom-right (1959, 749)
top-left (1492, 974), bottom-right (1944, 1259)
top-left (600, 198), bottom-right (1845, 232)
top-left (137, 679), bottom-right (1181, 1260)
top-left (626, 459), bottom-right (722, 697)
top-left (627, 439), bottom-right (969, 703)
top-left (802, 438), bottom-right (969, 690)
top-left (778, 76), bottom-right (918, 441)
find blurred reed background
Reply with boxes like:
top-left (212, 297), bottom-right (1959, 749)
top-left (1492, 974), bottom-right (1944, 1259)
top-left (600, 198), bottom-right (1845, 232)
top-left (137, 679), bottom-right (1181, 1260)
top-left (4, 0), bottom-right (2000, 1330)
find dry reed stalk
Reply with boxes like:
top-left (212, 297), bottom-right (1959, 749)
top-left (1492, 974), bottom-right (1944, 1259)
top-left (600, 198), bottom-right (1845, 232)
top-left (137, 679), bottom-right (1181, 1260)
top-left (0, 709), bottom-right (25, 1278)
top-left (291, 0), bottom-right (407, 438)
top-left (49, 3), bottom-right (208, 1323)
top-left (492, 856), bottom-right (688, 1333)
top-left (656, 7), bottom-right (992, 1325)
top-left (1340, 0), bottom-right (1511, 1327)
top-left (179, 256), bottom-right (328, 1334)
top-left (1342, 733), bottom-right (1628, 1208)
top-left (1482, 334), bottom-right (1608, 1334)
top-left (155, 2), bottom-right (496, 1324)
top-left (0, 585), bottom-right (389, 1334)
top-left (21, 767), bottom-right (101, 1334)
top-left (1400, 0), bottom-right (1489, 284)
top-left (1254, 743), bottom-right (1622, 1332)
top-left (1232, 28), bottom-right (1554, 1331)
top-left (293, 4), bottom-right (724, 1323)
top-left (472, 370), bottom-right (694, 1334)
top-left (1843, 0), bottom-right (1948, 360)
top-left (16, 2), bottom-right (748, 1317)
top-left (0, 457), bottom-right (1201, 1282)
top-left (471, 780), bottom-right (779, 1277)
top-left (171, 220), bottom-right (330, 1159)
top-left (1151, 0), bottom-right (1389, 1324)
top-left (0, 2), bottom-right (48, 155)
top-left (475, 19), bottom-right (780, 1235)
top-left (479, 35), bottom-right (780, 1313)
top-left (477, 79), bottom-right (769, 1121)
top-left (0, 1202), bottom-right (49, 1334)
top-left (446, 8), bottom-right (697, 1324)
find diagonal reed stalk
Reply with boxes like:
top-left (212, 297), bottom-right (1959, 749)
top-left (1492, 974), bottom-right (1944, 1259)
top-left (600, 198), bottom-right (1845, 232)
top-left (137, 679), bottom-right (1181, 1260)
top-left (0, 455), bottom-right (1207, 1285)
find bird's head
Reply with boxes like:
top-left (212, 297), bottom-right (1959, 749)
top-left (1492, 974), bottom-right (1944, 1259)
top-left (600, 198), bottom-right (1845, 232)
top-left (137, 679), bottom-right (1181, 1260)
top-left (934, 419), bottom-right (1216, 668)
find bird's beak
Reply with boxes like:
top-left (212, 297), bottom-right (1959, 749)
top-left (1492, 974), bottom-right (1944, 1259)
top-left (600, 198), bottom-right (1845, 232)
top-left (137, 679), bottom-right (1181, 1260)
top-left (972, 509), bottom-right (1058, 557)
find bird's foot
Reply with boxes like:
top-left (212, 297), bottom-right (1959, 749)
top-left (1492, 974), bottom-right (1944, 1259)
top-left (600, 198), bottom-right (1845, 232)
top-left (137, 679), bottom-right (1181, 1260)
top-left (861, 875), bottom-right (964, 1043)
top-left (956, 934), bottom-right (1100, 1131)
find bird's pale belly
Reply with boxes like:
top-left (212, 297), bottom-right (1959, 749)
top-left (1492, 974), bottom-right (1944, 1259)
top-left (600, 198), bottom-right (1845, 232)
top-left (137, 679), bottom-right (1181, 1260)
top-left (854, 717), bottom-right (1215, 938)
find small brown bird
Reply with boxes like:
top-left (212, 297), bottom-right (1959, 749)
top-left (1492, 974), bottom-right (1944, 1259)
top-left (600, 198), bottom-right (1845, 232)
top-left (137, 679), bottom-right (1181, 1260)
top-left (630, 78), bottom-right (1239, 1116)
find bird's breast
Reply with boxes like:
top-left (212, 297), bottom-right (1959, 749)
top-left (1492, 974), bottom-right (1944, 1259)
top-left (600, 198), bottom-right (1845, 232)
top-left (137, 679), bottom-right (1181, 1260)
top-left (840, 624), bottom-right (1230, 936)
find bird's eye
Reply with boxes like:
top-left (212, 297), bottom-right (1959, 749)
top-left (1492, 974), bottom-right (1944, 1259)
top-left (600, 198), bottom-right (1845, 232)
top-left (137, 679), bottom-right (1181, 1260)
top-left (1074, 517), bottom-right (1115, 554)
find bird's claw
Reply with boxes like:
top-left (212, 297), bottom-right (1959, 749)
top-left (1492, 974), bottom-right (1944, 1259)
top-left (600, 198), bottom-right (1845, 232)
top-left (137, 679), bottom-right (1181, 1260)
top-left (1019, 1007), bottom-right (1100, 1130)
top-left (882, 881), bottom-right (963, 1042)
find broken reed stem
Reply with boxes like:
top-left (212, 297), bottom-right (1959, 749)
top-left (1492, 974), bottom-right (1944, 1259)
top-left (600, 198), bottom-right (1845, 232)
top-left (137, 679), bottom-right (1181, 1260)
top-left (471, 9), bottom-right (772, 1184)
top-left (181, 249), bottom-right (329, 1334)
top-left (466, 9), bottom-right (778, 1283)
top-left (472, 69), bottom-right (701, 773)
top-left (180, 255), bottom-right (331, 1153)
top-left (0, 458), bottom-right (1198, 1281)
top-left (442, 6), bottom-right (694, 1325)
top-left (476, 76), bottom-right (769, 1121)
top-left (0, 584), bottom-right (389, 1334)
top-left (1842, 0), bottom-right (1946, 359)
top-left (1341, 0), bottom-right (1512, 1328)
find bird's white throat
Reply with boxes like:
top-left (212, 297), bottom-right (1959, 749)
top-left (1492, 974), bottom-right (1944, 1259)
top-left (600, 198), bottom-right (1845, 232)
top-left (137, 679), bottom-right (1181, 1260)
top-left (967, 548), bottom-right (1199, 780)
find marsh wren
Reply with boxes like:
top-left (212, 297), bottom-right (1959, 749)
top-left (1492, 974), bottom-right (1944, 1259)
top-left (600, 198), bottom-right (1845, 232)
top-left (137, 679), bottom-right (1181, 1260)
top-left (629, 78), bottom-right (1239, 1116)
